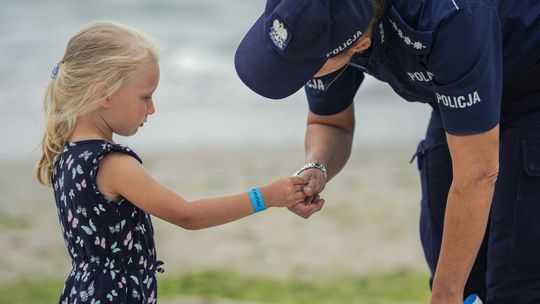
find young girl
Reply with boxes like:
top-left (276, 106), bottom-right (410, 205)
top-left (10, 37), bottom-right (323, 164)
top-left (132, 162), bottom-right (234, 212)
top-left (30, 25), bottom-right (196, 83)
top-left (36, 21), bottom-right (308, 304)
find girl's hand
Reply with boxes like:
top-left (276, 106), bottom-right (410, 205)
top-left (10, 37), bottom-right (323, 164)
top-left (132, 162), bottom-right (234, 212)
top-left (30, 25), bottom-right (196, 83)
top-left (260, 176), bottom-right (308, 208)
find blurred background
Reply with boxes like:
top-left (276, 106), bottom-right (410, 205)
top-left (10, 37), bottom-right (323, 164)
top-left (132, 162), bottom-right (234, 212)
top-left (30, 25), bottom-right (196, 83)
top-left (0, 0), bottom-right (433, 303)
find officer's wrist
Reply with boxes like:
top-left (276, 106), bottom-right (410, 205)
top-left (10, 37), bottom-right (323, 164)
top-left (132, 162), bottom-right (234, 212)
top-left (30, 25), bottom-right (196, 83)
top-left (293, 162), bottom-right (327, 179)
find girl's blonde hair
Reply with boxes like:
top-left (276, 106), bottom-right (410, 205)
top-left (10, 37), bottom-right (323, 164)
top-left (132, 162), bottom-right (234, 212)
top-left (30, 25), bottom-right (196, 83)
top-left (36, 21), bottom-right (160, 186)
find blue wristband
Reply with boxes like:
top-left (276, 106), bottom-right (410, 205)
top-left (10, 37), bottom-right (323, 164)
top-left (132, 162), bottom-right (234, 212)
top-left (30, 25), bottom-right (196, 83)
top-left (248, 187), bottom-right (266, 213)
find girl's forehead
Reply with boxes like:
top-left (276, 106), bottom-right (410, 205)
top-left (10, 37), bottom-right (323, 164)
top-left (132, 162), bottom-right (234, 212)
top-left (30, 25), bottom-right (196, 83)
top-left (129, 62), bottom-right (160, 88)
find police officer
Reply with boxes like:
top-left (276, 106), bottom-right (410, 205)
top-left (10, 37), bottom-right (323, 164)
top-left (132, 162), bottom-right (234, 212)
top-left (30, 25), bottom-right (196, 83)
top-left (234, 0), bottom-right (540, 303)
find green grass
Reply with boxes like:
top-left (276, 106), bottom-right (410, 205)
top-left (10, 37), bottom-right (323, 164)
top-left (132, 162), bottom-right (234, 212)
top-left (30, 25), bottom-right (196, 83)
top-left (0, 210), bottom-right (31, 231)
top-left (0, 278), bottom-right (62, 304)
top-left (0, 269), bottom-right (430, 304)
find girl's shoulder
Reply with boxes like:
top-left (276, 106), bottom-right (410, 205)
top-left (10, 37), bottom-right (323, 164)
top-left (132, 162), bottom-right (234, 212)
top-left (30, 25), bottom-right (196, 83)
top-left (52, 139), bottom-right (143, 199)
top-left (53, 140), bottom-right (142, 181)
top-left (62, 139), bottom-right (142, 165)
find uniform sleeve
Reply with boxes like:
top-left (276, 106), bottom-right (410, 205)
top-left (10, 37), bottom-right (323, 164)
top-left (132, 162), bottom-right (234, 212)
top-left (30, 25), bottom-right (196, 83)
top-left (304, 65), bottom-right (364, 115)
top-left (429, 6), bottom-right (502, 135)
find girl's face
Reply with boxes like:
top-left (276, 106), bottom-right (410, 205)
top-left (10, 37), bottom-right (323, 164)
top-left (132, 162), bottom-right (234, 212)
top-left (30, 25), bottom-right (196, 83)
top-left (104, 61), bottom-right (160, 136)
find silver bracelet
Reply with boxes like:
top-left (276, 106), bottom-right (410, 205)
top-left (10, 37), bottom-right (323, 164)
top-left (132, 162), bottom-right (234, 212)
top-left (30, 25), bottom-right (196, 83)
top-left (293, 162), bottom-right (327, 179)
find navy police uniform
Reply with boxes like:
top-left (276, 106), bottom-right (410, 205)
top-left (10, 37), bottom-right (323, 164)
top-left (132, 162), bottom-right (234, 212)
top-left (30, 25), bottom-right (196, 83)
top-left (305, 1), bottom-right (540, 302)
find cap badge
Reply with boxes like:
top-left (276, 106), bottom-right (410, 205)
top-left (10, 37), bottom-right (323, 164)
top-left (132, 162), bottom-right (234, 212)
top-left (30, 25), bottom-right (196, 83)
top-left (269, 18), bottom-right (290, 51)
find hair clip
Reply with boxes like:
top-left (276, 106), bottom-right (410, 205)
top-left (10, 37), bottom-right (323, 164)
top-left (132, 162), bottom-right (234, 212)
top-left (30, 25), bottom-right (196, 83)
top-left (51, 62), bottom-right (60, 80)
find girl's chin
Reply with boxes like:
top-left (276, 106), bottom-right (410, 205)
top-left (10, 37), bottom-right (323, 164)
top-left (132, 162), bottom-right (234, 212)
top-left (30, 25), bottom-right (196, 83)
top-left (115, 128), bottom-right (139, 137)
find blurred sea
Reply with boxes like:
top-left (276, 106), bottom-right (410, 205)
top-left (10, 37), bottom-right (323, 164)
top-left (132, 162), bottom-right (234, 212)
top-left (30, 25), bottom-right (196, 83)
top-left (0, 0), bottom-right (431, 161)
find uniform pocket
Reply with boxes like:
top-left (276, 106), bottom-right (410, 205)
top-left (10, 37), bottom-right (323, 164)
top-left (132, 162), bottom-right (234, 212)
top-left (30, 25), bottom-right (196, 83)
top-left (413, 140), bottom-right (452, 275)
top-left (517, 140), bottom-right (540, 202)
top-left (509, 140), bottom-right (540, 274)
top-left (413, 141), bottom-right (435, 271)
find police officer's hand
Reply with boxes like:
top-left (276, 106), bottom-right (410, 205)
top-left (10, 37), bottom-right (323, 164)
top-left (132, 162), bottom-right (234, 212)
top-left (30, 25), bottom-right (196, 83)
top-left (287, 168), bottom-right (326, 218)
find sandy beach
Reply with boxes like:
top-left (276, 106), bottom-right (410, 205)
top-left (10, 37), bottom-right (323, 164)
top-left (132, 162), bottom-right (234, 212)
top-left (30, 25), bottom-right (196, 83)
top-left (0, 144), bottom-right (428, 285)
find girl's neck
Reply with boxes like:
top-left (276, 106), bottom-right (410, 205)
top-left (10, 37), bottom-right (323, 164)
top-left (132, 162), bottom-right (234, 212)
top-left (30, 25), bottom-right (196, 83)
top-left (68, 114), bottom-right (115, 144)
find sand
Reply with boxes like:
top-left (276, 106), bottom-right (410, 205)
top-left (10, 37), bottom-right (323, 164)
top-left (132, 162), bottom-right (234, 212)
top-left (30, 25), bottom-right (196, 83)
top-left (0, 145), bottom-right (427, 283)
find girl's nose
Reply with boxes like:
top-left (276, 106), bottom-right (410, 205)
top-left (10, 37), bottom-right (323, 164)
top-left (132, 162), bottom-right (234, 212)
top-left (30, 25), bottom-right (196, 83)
top-left (147, 100), bottom-right (155, 115)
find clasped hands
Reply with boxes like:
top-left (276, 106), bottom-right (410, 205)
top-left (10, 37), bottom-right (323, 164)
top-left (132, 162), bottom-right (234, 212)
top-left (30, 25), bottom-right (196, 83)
top-left (288, 168), bottom-right (326, 218)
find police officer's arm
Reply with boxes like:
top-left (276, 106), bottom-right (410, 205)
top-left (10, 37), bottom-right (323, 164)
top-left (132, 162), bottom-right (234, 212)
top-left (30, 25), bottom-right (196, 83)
top-left (427, 6), bottom-right (502, 303)
top-left (305, 102), bottom-right (355, 181)
top-left (287, 103), bottom-right (355, 219)
top-left (292, 62), bottom-right (363, 218)
top-left (431, 126), bottom-right (499, 302)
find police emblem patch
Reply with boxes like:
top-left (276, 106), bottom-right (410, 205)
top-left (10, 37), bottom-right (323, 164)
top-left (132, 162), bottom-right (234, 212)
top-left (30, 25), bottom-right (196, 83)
top-left (269, 18), bottom-right (291, 51)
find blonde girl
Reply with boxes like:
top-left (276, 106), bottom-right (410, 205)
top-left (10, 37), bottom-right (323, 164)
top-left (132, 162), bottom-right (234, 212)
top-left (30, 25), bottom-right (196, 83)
top-left (37, 21), bottom-right (307, 304)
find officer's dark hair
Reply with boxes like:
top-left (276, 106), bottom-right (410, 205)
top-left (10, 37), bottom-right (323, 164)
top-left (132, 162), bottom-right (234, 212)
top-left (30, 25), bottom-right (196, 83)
top-left (368, 0), bottom-right (389, 34)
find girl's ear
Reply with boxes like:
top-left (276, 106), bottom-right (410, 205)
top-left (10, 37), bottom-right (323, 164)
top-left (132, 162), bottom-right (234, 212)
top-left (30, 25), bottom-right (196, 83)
top-left (93, 83), bottom-right (111, 109)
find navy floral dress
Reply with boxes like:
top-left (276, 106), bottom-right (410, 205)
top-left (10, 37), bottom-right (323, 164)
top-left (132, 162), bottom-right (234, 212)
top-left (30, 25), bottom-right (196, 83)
top-left (52, 140), bottom-right (164, 304)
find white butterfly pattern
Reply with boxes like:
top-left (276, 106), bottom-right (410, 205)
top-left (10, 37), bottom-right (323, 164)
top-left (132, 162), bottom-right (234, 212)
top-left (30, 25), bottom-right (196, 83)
top-left (148, 290), bottom-right (156, 304)
top-left (68, 209), bottom-right (73, 222)
top-left (89, 255), bottom-right (100, 265)
top-left (124, 231), bottom-right (133, 250)
top-left (117, 276), bottom-right (127, 289)
top-left (131, 288), bottom-right (140, 300)
top-left (68, 209), bottom-right (80, 228)
top-left (66, 154), bottom-right (74, 170)
top-left (72, 164), bottom-right (84, 179)
top-left (110, 241), bottom-right (121, 253)
top-left (139, 256), bottom-right (148, 269)
top-left (76, 179), bottom-right (87, 191)
top-left (94, 204), bottom-right (105, 215)
top-left (59, 172), bottom-right (65, 190)
top-left (76, 236), bottom-right (84, 247)
top-left (79, 280), bottom-right (95, 302)
top-left (60, 191), bottom-right (67, 206)
top-left (68, 189), bottom-right (75, 201)
top-left (81, 219), bottom-right (97, 235)
top-left (53, 141), bottom-right (162, 302)
top-left (72, 218), bottom-right (79, 228)
top-left (79, 151), bottom-right (93, 161)
top-left (108, 224), bottom-right (121, 234)
top-left (135, 223), bottom-right (146, 234)
top-left (106, 289), bottom-right (118, 302)
top-left (143, 274), bottom-right (153, 289)
top-left (94, 236), bottom-right (106, 249)
top-left (76, 206), bottom-right (88, 217)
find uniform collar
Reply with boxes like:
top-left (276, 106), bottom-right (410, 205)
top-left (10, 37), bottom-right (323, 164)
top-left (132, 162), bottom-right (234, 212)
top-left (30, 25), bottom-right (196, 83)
top-left (349, 11), bottom-right (391, 67)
